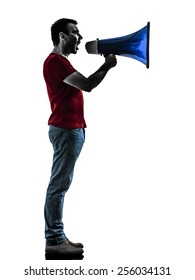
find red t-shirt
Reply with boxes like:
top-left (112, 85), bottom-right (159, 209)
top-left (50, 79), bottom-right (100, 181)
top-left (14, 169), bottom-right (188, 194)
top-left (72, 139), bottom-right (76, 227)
top-left (43, 53), bottom-right (86, 128)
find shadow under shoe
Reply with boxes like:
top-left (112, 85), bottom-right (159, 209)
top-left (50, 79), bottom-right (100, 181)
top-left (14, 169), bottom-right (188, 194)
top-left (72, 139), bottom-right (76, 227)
top-left (45, 253), bottom-right (84, 260)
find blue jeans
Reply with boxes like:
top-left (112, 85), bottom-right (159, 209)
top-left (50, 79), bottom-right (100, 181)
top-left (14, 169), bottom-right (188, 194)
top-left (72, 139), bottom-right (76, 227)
top-left (44, 125), bottom-right (85, 245)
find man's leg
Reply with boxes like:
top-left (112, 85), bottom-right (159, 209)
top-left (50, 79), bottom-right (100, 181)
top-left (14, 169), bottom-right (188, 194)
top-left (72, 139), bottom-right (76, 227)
top-left (44, 126), bottom-right (85, 247)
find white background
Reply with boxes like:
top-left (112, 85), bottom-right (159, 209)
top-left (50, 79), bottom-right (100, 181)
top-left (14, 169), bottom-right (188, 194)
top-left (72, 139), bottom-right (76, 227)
top-left (1, 0), bottom-right (195, 279)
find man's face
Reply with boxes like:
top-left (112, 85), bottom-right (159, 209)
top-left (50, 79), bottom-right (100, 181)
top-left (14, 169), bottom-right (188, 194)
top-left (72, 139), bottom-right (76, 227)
top-left (65, 23), bottom-right (83, 54)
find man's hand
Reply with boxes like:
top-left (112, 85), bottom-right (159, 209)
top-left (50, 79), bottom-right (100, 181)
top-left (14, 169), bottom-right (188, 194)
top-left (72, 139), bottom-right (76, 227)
top-left (104, 54), bottom-right (117, 69)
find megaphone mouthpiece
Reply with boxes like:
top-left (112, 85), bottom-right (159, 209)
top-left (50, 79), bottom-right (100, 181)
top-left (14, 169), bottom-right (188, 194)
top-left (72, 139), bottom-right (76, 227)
top-left (85, 40), bottom-right (98, 54)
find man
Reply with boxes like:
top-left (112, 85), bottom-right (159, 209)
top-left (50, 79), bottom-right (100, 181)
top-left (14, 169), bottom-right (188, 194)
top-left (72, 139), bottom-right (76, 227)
top-left (43, 18), bottom-right (117, 256)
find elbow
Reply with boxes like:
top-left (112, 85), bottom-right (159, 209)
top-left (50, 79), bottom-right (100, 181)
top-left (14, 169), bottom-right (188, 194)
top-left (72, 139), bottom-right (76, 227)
top-left (84, 87), bottom-right (93, 92)
top-left (82, 83), bottom-right (93, 92)
top-left (82, 78), bottom-right (97, 92)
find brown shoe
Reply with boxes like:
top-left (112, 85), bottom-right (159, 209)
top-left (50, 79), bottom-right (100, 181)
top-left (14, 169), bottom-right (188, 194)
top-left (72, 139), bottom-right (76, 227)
top-left (65, 239), bottom-right (84, 248)
top-left (46, 242), bottom-right (83, 255)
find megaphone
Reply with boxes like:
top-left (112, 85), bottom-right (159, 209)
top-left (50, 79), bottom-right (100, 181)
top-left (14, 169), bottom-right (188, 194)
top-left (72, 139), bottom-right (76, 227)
top-left (85, 22), bottom-right (150, 68)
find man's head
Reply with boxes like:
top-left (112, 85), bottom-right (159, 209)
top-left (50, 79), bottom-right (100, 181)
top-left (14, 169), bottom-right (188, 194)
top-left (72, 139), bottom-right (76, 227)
top-left (51, 18), bottom-right (82, 54)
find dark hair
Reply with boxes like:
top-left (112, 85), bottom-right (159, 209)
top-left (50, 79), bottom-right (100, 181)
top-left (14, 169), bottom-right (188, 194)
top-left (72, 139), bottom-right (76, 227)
top-left (51, 18), bottom-right (78, 46)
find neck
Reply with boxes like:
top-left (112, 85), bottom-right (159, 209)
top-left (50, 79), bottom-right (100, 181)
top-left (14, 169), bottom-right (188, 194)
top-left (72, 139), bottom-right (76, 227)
top-left (52, 45), bottom-right (69, 58)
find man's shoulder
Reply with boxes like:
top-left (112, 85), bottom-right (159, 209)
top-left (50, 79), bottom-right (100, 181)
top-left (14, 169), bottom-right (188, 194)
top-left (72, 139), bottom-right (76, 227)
top-left (44, 53), bottom-right (71, 67)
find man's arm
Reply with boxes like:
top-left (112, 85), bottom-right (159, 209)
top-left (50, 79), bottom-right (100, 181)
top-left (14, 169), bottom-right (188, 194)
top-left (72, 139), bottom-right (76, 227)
top-left (64, 54), bottom-right (117, 92)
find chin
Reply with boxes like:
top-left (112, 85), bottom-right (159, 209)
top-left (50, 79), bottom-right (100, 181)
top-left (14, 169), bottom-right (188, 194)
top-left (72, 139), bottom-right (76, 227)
top-left (71, 48), bottom-right (78, 54)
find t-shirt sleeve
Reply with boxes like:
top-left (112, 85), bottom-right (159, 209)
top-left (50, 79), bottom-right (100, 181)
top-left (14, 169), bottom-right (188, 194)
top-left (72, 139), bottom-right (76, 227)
top-left (48, 55), bottom-right (76, 81)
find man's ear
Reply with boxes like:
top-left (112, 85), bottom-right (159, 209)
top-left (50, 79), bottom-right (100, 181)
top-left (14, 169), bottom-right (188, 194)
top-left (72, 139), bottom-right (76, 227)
top-left (59, 32), bottom-right (67, 41)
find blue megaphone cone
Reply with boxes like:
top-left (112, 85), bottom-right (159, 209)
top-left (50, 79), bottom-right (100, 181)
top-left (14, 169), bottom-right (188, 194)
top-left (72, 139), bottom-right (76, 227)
top-left (85, 22), bottom-right (150, 68)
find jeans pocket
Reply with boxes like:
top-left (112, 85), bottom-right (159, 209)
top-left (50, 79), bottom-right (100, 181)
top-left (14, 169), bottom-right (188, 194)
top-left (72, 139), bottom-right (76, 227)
top-left (69, 128), bottom-right (85, 143)
top-left (48, 125), bottom-right (62, 143)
